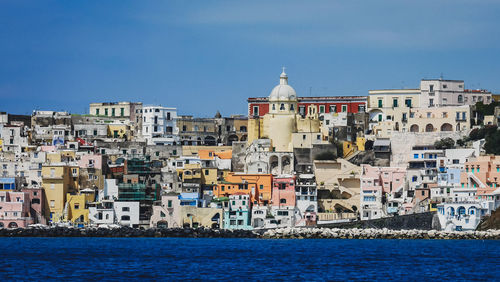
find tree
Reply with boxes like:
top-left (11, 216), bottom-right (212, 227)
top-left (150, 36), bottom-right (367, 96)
top-left (485, 130), bottom-right (500, 155)
top-left (365, 140), bottom-right (374, 150)
top-left (434, 138), bottom-right (455, 149)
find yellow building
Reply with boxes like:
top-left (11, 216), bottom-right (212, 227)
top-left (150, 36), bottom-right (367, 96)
top-left (248, 70), bottom-right (323, 152)
top-left (107, 124), bottom-right (131, 139)
top-left (371, 105), bottom-right (471, 138)
top-left (0, 139), bottom-right (3, 152)
top-left (65, 192), bottom-right (94, 224)
top-left (314, 159), bottom-right (361, 221)
top-left (42, 164), bottom-right (79, 222)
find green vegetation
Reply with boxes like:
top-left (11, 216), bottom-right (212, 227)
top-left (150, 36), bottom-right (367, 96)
top-left (434, 137), bottom-right (455, 149)
top-left (484, 130), bottom-right (500, 155)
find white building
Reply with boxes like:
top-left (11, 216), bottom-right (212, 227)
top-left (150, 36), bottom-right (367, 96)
top-left (141, 106), bottom-right (179, 145)
top-left (89, 200), bottom-right (140, 227)
top-left (294, 174), bottom-right (317, 226)
top-left (420, 79), bottom-right (492, 108)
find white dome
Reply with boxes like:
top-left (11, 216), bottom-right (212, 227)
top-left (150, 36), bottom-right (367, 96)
top-left (269, 70), bottom-right (297, 102)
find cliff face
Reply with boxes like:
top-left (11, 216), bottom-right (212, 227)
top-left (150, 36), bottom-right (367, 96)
top-left (477, 209), bottom-right (500, 231)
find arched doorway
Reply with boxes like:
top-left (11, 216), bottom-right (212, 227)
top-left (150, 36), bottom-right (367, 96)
top-left (157, 221), bottom-right (168, 228)
top-left (410, 124), bottom-right (419, 132)
top-left (227, 135), bottom-right (239, 146)
top-left (281, 156), bottom-right (291, 174)
top-left (425, 124), bottom-right (434, 132)
top-left (270, 156), bottom-right (279, 175)
top-left (440, 123), bottom-right (453, 132)
top-left (8, 222), bottom-right (18, 228)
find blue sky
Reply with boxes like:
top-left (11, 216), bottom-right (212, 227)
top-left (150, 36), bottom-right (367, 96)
top-left (1, 0), bottom-right (499, 116)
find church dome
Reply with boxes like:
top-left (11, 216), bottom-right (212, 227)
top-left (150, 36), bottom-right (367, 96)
top-left (269, 69), bottom-right (297, 102)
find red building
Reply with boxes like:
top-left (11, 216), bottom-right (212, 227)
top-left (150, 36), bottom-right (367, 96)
top-left (248, 96), bottom-right (367, 117)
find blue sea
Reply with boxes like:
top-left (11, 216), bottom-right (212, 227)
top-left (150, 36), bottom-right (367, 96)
top-left (0, 238), bottom-right (498, 281)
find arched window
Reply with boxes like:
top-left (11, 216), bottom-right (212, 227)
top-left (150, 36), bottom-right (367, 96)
top-left (105, 214), bottom-right (109, 220)
top-left (468, 207), bottom-right (475, 215)
top-left (290, 104), bottom-right (294, 111)
top-left (458, 206), bottom-right (466, 215)
top-left (272, 104), bottom-right (276, 110)
top-left (280, 104), bottom-right (285, 110)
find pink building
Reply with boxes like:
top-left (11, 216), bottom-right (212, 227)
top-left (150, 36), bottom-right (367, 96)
top-left (0, 191), bottom-right (33, 228)
top-left (272, 176), bottom-right (296, 208)
top-left (460, 155), bottom-right (500, 198)
top-left (360, 165), bottom-right (407, 220)
top-left (78, 154), bottom-right (103, 169)
top-left (22, 187), bottom-right (46, 224)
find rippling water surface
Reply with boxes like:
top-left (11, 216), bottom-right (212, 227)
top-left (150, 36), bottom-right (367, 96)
top-left (0, 237), bottom-right (498, 281)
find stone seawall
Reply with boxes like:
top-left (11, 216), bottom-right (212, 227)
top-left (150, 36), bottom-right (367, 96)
top-left (0, 227), bottom-right (258, 238)
top-left (1, 226), bottom-right (499, 239)
top-left (261, 227), bottom-right (500, 240)
top-left (317, 212), bottom-right (440, 230)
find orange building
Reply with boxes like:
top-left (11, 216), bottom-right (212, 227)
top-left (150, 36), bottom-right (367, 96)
top-left (199, 149), bottom-right (232, 160)
top-left (213, 173), bottom-right (272, 206)
top-left (460, 156), bottom-right (500, 197)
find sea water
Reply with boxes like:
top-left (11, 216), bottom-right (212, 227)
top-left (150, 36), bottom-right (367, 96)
top-left (0, 238), bottom-right (498, 281)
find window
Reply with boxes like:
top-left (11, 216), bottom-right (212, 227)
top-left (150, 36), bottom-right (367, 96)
top-left (74, 203), bottom-right (79, 209)
top-left (280, 104), bottom-right (285, 111)
top-left (393, 98), bottom-right (398, 107)
top-left (302, 134), bottom-right (306, 140)
top-left (50, 200), bottom-right (55, 207)
top-left (121, 215), bottom-right (130, 221)
top-left (120, 108), bottom-right (124, 116)
top-left (253, 106), bottom-right (259, 116)
top-left (299, 106), bottom-right (305, 115)
top-left (329, 105), bottom-right (336, 113)
top-left (105, 108), bottom-right (108, 116)
top-left (182, 125), bottom-right (186, 132)
top-left (317, 134), bottom-right (321, 140)
top-left (429, 99), bottom-right (434, 107)
top-left (280, 198), bottom-right (287, 204)
top-left (205, 170), bottom-right (209, 175)
top-left (443, 84), bottom-right (447, 89)
top-left (405, 99), bottom-right (412, 107)
top-left (342, 105), bottom-right (347, 112)
top-left (319, 105), bottom-right (325, 113)
top-left (259, 185), bottom-right (263, 190)
top-left (358, 105), bottom-right (365, 112)
top-left (290, 104), bottom-right (294, 111)
top-left (378, 99), bottom-right (383, 108)
top-left (272, 104), bottom-right (276, 111)
top-left (429, 85), bottom-right (434, 92)
top-left (122, 207), bottom-right (130, 212)
top-left (112, 108), bottom-right (115, 116)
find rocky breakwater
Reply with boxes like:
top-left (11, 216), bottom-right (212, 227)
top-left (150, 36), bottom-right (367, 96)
top-left (261, 227), bottom-right (500, 240)
top-left (0, 226), bottom-right (259, 238)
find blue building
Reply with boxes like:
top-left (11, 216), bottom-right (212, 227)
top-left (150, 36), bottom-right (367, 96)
top-left (223, 193), bottom-right (252, 230)
top-left (0, 178), bottom-right (15, 190)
